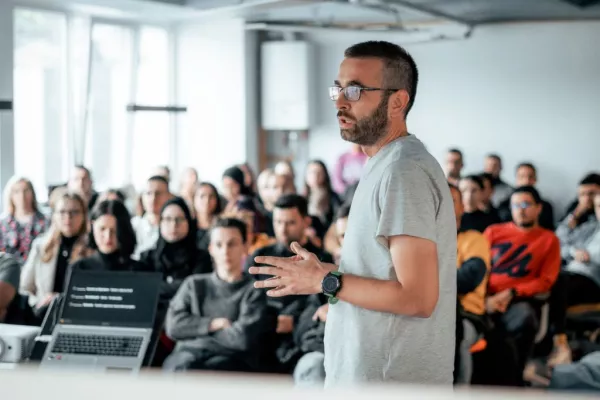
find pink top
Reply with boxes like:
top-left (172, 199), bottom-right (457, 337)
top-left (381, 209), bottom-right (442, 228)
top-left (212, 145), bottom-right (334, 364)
top-left (333, 150), bottom-right (368, 194)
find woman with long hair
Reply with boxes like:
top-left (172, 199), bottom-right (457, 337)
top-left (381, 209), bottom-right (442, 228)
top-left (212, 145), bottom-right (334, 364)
top-left (20, 192), bottom-right (90, 317)
top-left (304, 160), bottom-right (342, 230)
top-left (0, 176), bottom-right (49, 262)
top-left (69, 200), bottom-right (145, 272)
top-left (141, 197), bottom-right (212, 304)
top-left (194, 182), bottom-right (223, 250)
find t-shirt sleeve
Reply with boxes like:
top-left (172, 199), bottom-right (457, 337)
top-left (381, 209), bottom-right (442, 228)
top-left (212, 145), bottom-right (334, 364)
top-left (375, 162), bottom-right (438, 247)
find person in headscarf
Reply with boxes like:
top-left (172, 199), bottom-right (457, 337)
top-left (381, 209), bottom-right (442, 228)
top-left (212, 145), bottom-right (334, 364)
top-left (141, 197), bottom-right (212, 306)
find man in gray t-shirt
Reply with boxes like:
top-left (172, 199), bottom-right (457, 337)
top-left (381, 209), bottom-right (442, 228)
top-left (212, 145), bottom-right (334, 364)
top-left (250, 41), bottom-right (456, 386)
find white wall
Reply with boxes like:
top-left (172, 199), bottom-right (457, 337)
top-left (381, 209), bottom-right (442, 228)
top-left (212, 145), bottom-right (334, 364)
top-left (176, 18), bottom-right (257, 190)
top-left (0, 1), bottom-right (15, 206)
top-left (305, 22), bottom-right (600, 216)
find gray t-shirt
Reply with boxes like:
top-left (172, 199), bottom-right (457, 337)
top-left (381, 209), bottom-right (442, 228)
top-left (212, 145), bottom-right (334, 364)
top-left (324, 134), bottom-right (457, 386)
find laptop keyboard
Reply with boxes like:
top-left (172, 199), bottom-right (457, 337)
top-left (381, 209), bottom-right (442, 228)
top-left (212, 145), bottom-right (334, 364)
top-left (52, 333), bottom-right (143, 357)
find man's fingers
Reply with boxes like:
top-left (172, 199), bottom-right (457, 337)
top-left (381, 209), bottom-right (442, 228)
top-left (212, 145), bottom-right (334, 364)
top-left (290, 241), bottom-right (314, 260)
top-left (266, 286), bottom-right (292, 297)
top-left (248, 266), bottom-right (286, 277)
top-left (254, 255), bottom-right (295, 269)
top-left (254, 278), bottom-right (284, 289)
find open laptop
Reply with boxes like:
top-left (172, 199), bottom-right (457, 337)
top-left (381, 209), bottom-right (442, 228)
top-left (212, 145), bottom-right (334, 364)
top-left (40, 269), bottom-right (162, 373)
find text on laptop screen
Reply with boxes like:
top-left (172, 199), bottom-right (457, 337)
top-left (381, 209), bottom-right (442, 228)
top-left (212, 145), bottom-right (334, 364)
top-left (60, 271), bottom-right (161, 328)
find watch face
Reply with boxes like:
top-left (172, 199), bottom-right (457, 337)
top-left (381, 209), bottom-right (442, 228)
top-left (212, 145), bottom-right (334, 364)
top-left (322, 275), bottom-right (340, 294)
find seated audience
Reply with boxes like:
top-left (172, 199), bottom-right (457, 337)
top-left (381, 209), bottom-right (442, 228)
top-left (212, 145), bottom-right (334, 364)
top-left (332, 143), bottom-right (367, 194)
top-left (67, 165), bottom-right (98, 210)
top-left (0, 252), bottom-right (20, 323)
top-left (546, 193), bottom-right (600, 367)
top-left (163, 218), bottom-right (269, 372)
top-left (0, 176), bottom-right (49, 263)
top-left (449, 184), bottom-right (491, 384)
top-left (323, 204), bottom-right (351, 264)
top-left (222, 166), bottom-right (252, 213)
top-left (498, 163), bottom-right (555, 231)
top-left (557, 174), bottom-right (600, 232)
top-left (178, 167), bottom-right (198, 216)
top-left (20, 192), bottom-right (90, 319)
top-left (141, 197), bottom-right (212, 307)
top-left (194, 182), bottom-right (223, 251)
top-left (96, 189), bottom-right (125, 204)
top-left (459, 175), bottom-right (500, 233)
top-left (304, 160), bottom-right (341, 230)
top-left (239, 163), bottom-right (257, 197)
top-left (224, 197), bottom-right (274, 256)
top-left (480, 173), bottom-right (500, 218)
top-left (483, 186), bottom-right (561, 384)
top-left (256, 169), bottom-right (274, 209)
top-left (484, 154), bottom-right (513, 208)
top-left (274, 160), bottom-right (297, 194)
top-left (131, 176), bottom-right (172, 259)
top-left (70, 200), bottom-right (146, 272)
top-left (154, 165), bottom-right (171, 184)
top-left (292, 294), bottom-right (328, 387)
top-left (445, 148), bottom-right (464, 186)
top-left (256, 171), bottom-right (286, 237)
top-left (247, 194), bottom-right (333, 372)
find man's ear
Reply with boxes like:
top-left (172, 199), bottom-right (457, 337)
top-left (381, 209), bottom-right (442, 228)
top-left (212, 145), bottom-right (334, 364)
top-left (303, 216), bottom-right (312, 227)
top-left (389, 90), bottom-right (410, 118)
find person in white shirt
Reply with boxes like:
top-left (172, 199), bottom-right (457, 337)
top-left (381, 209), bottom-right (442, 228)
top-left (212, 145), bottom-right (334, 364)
top-left (131, 176), bottom-right (172, 259)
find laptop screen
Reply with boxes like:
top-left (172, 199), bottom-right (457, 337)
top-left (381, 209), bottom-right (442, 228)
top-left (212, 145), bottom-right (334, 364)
top-left (59, 270), bottom-right (162, 329)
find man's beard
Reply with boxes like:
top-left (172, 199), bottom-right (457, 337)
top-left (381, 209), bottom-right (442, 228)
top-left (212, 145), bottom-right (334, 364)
top-left (517, 220), bottom-right (535, 228)
top-left (339, 94), bottom-right (390, 146)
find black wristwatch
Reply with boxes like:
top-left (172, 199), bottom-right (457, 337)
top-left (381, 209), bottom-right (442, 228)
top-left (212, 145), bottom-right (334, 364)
top-left (322, 271), bottom-right (342, 304)
top-left (510, 288), bottom-right (518, 299)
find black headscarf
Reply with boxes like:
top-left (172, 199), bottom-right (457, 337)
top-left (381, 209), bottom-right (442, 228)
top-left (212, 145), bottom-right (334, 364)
top-left (223, 166), bottom-right (251, 196)
top-left (153, 196), bottom-right (198, 274)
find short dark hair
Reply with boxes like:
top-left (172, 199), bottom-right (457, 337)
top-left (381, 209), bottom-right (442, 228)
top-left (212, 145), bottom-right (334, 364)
top-left (74, 165), bottom-right (92, 179)
top-left (147, 175), bottom-right (170, 187)
top-left (486, 154), bottom-right (502, 164)
top-left (580, 173), bottom-right (600, 187)
top-left (211, 217), bottom-right (247, 244)
top-left (516, 162), bottom-right (536, 174)
top-left (461, 175), bottom-right (484, 190)
top-left (344, 41), bottom-right (419, 116)
top-left (88, 200), bottom-right (136, 258)
top-left (448, 148), bottom-right (463, 159)
top-left (512, 186), bottom-right (542, 204)
top-left (336, 203), bottom-right (351, 220)
top-left (480, 172), bottom-right (494, 185)
top-left (275, 194), bottom-right (308, 217)
top-left (104, 189), bottom-right (125, 202)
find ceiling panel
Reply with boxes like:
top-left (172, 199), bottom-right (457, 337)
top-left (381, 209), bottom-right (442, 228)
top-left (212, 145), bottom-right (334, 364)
top-left (383, 0), bottom-right (600, 23)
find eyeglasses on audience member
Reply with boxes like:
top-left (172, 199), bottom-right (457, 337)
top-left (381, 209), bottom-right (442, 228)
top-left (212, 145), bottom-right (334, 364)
top-left (161, 216), bottom-right (187, 225)
top-left (511, 201), bottom-right (534, 210)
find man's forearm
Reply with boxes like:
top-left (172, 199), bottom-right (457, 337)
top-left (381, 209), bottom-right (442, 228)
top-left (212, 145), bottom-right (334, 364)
top-left (336, 274), bottom-right (437, 317)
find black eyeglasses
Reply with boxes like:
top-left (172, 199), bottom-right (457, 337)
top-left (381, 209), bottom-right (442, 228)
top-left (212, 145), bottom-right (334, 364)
top-left (328, 85), bottom-right (399, 102)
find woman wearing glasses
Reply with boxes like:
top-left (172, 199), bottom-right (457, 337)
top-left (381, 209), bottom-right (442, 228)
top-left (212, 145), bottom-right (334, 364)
top-left (20, 192), bottom-right (91, 320)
